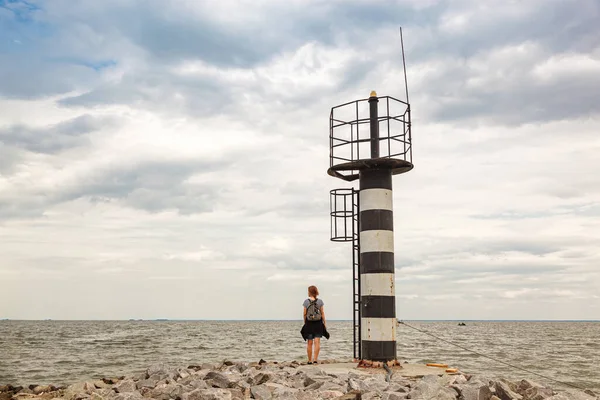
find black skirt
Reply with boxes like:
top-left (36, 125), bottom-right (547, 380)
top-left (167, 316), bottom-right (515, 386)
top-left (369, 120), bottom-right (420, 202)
top-left (300, 320), bottom-right (330, 340)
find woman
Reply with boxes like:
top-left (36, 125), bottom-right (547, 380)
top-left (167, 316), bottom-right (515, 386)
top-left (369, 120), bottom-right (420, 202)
top-left (301, 285), bottom-right (328, 364)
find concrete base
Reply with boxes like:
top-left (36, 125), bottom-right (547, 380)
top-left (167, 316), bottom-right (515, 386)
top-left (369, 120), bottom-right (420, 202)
top-left (299, 363), bottom-right (460, 378)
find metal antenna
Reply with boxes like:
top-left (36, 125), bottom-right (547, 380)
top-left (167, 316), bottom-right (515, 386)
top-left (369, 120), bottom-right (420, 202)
top-left (400, 26), bottom-right (410, 104)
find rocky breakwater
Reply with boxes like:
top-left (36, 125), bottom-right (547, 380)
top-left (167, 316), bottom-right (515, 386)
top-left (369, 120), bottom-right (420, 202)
top-left (1, 359), bottom-right (598, 400)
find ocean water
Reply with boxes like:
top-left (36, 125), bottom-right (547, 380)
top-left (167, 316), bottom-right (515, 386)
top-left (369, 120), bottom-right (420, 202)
top-left (0, 320), bottom-right (598, 392)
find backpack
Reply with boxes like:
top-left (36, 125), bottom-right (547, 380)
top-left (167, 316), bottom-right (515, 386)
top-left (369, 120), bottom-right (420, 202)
top-left (306, 299), bottom-right (322, 321)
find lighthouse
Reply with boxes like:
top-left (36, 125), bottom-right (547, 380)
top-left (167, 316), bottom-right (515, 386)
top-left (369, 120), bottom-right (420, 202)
top-left (328, 91), bottom-right (413, 364)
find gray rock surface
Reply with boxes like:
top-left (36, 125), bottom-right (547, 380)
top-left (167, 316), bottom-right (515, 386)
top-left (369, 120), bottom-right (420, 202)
top-left (203, 371), bottom-right (231, 389)
top-left (250, 384), bottom-right (272, 400)
top-left (495, 380), bottom-right (523, 400)
top-left (113, 380), bottom-right (136, 394)
top-left (9, 359), bottom-right (598, 400)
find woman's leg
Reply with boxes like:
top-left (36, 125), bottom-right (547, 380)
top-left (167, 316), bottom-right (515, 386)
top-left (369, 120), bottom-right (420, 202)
top-left (306, 339), bottom-right (313, 362)
top-left (313, 338), bottom-right (321, 362)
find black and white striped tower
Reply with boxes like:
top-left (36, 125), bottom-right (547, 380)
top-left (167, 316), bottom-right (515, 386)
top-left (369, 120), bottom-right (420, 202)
top-left (359, 91), bottom-right (396, 361)
top-left (328, 90), bottom-right (413, 365)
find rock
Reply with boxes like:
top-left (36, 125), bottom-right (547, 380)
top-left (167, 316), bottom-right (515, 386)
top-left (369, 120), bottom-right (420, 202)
top-left (320, 382), bottom-right (346, 392)
top-left (93, 381), bottom-right (109, 389)
top-left (335, 392), bottom-right (361, 400)
top-left (90, 389), bottom-right (116, 400)
top-left (113, 380), bottom-right (137, 394)
top-left (226, 388), bottom-right (244, 399)
top-left (409, 377), bottom-right (457, 400)
top-left (113, 393), bottom-right (144, 400)
top-left (453, 375), bottom-right (468, 385)
top-left (517, 379), bottom-right (540, 393)
top-left (64, 382), bottom-right (99, 400)
top-left (250, 372), bottom-right (274, 386)
top-left (179, 376), bottom-right (209, 389)
top-left (495, 381), bottom-right (523, 400)
top-left (200, 363), bottom-right (218, 371)
top-left (148, 364), bottom-right (172, 377)
top-left (386, 382), bottom-right (409, 393)
top-left (32, 385), bottom-right (55, 395)
top-left (204, 371), bottom-right (231, 389)
top-left (250, 385), bottom-right (272, 400)
top-left (259, 359), bottom-right (267, 365)
top-left (177, 369), bottom-right (192, 381)
top-left (226, 363), bottom-right (249, 374)
top-left (233, 380), bottom-right (251, 391)
top-left (306, 381), bottom-right (324, 390)
top-left (523, 386), bottom-right (554, 400)
top-left (382, 393), bottom-right (409, 400)
top-left (359, 377), bottom-right (389, 393)
top-left (361, 393), bottom-right (382, 400)
top-left (136, 379), bottom-right (158, 390)
top-left (182, 388), bottom-right (232, 400)
top-left (145, 383), bottom-right (186, 400)
top-left (320, 390), bottom-right (345, 399)
top-left (454, 382), bottom-right (493, 400)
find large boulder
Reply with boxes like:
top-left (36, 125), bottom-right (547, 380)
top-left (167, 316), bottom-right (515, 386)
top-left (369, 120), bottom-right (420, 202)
top-left (382, 393), bottom-right (409, 400)
top-left (181, 388), bottom-right (232, 400)
top-left (250, 372), bottom-right (274, 386)
top-left (146, 364), bottom-right (170, 377)
top-left (358, 376), bottom-right (389, 393)
top-left (113, 380), bottom-right (137, 394)
top-left (250, 385), bottom-right (272, 400)
top-left (113, 393), bottom-right (144, 400)
top-left (32, 385), bottom-right (56, 395)
top-left (203, 371), bottom-right (231, 389)
top-left (408, 375), bottom-right (458, 400)
top-left (319, 389), bottom-right (345, 399)
top-left (386, 382), bottom-right (409, 393)
top-left (454, 381), bottom-right (494, 400)
top-left (135, 378), bottom-right (158, 390)
top-left (495, 381), bottom-right (523, 400)
top-left (144, 383), bottom-right (186, 400)
top-left (90, 389), bottom-right (116, 400)
top-left (523, 386), bottom-right (554, 400)
top-left (64, 381), bottom-right (100, 400)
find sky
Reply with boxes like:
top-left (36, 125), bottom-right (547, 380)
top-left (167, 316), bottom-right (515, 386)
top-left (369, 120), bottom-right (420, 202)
top-left (1, 0), bottom-right (599, 321)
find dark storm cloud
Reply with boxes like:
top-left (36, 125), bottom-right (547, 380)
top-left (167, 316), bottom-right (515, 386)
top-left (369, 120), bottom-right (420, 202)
top-left (0, 115), bottom-right (117, 154)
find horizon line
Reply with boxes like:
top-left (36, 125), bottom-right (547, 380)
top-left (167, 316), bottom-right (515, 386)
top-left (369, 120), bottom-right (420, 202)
top-left (1, 319), bottom-right (599, 322)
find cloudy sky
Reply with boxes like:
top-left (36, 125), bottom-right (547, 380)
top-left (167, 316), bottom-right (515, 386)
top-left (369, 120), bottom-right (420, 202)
top-left (1, 0), bottom-right (599, 321)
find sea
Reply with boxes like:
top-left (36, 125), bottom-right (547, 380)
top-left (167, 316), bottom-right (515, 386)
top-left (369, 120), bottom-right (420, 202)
top-left (0, 320), bottom-right (598, 392)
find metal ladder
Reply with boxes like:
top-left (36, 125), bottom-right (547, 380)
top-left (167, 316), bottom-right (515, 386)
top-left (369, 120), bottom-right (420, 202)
top-left (329, 187), bottom-right (361, 360)
top-left (351, 189), bottom-right (361, 360)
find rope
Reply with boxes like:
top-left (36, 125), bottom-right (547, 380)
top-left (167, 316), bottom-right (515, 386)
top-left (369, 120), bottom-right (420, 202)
top-left (383, 362), bottom-right (393, 383)
top-left (397, 320), bottom-right (589, 391)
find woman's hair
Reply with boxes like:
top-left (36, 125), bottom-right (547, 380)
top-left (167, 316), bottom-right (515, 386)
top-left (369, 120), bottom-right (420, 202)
top-left (308, 285), bottom-right (319, 298)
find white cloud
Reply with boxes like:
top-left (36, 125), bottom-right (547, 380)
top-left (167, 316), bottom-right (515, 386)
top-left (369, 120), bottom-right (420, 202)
top-left (0, 0), bottom-right (599, 321)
